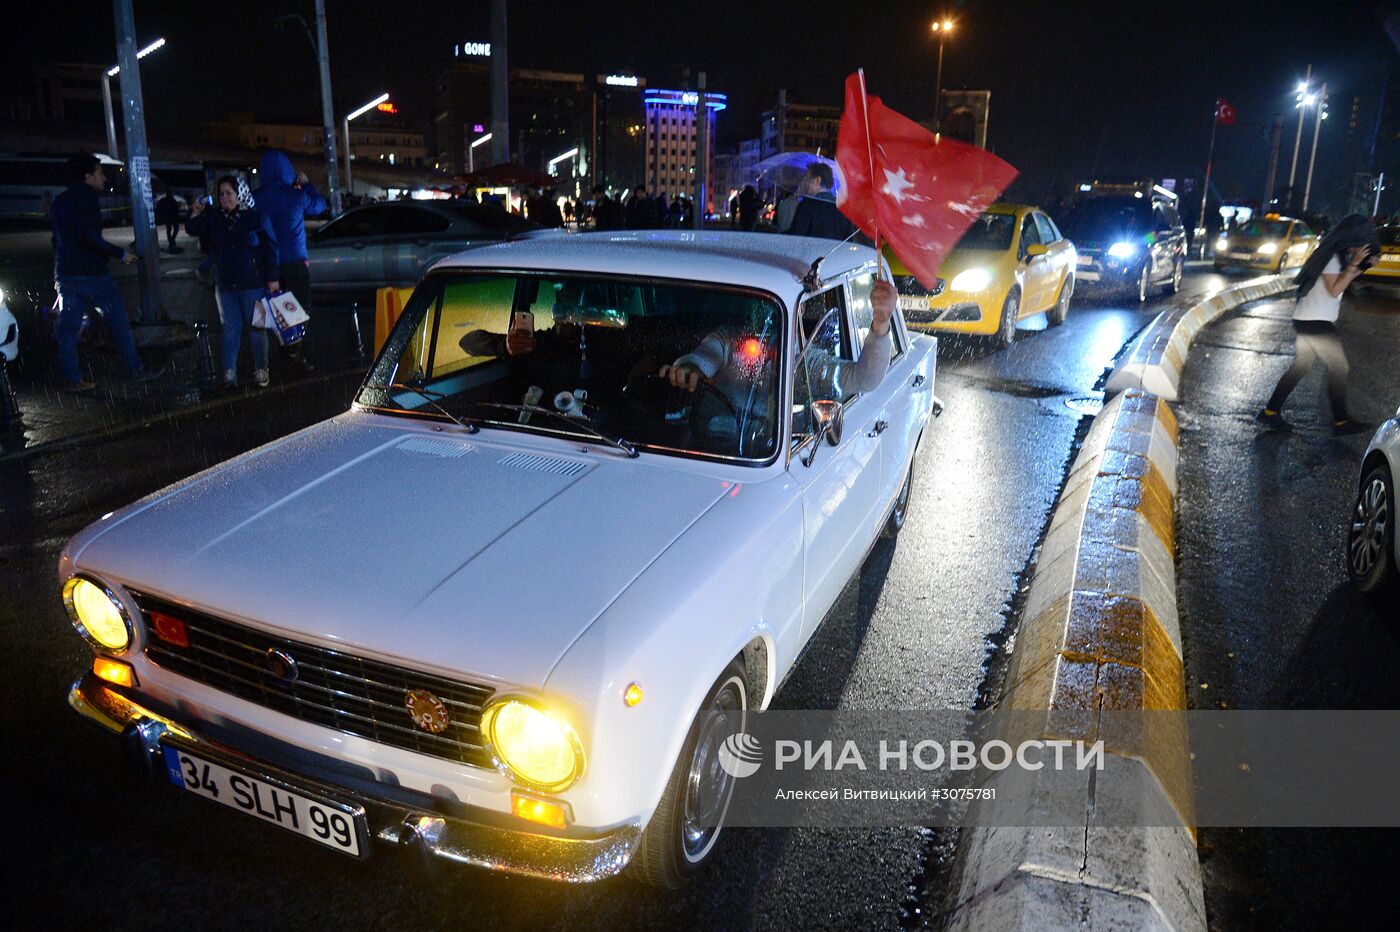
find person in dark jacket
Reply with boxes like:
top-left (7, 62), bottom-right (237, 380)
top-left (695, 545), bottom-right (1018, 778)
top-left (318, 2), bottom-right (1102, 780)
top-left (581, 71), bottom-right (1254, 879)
top-left (50, 151), bottom-right (158, 392)
top-left (738, 185), bottom-right (760, 231)
top-left (154, 191), bottom-right (182, 252)
top-left (787, 163), bottom-right (856, 241)
top-left (187, 175), bottom-right (280, 389)
top-left (590, 185), bottom-right (624, 230)
top-left (256, 150), bottom-right (325, 371)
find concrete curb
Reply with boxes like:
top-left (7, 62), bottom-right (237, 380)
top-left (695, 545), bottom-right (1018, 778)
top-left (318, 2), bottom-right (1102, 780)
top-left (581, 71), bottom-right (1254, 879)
top-left (1104, 274), bottom-right (1294, 400)
top-left (944, 389), bottom-right (1202, 930)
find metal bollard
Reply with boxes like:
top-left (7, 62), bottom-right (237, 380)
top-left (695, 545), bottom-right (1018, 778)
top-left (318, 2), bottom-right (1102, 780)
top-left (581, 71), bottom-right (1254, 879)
top-left (192, 321), bottom-right (216, 389)
top-left (0, 362), bottom-right (21, 428)
top-left (348, 302), bottom-right (366, 358)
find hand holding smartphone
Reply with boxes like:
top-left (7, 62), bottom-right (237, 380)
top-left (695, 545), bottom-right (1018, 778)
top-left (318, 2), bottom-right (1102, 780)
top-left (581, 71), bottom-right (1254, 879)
top-left (505, 310), bottom-right (535, 356)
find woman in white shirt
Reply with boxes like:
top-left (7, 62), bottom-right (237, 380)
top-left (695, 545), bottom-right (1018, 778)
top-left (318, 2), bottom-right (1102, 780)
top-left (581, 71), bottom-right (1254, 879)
top-left (1259, 219), bottom-right (1376, 433)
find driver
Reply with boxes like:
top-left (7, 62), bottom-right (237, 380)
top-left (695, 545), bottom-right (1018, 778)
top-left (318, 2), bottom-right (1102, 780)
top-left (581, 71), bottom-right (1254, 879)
top-left (660, 278), bottom-right (897, 401)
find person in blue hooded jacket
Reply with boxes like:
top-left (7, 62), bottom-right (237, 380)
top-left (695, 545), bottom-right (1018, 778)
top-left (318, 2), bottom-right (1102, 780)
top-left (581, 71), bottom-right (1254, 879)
top-left (186, 175), bottom-right (280, 388)
top-left (256, 150), bottom-right (325, 371)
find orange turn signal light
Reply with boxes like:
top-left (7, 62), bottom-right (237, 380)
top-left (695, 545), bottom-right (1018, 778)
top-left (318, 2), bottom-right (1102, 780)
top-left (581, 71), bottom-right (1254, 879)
top-left (93, 655), bottom-right (137, 688)
top-left (623, 682), bottom-right (644, 707)
top-left (511, 792), bottom-right (570, 830)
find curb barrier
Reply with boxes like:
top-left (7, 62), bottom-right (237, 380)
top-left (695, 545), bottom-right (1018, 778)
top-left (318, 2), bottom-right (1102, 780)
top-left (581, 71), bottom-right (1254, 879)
top-left (945, 389), bottom-right (1203, 930)
top-left (1105, 274), bottom-right (1294, 400)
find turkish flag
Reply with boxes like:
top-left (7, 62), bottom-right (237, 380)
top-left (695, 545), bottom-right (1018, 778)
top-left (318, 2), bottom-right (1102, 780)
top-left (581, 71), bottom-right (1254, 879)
top-left (1216, 99), bottom-right (1237, 125)
top-left (836, 71), bottom-right (1017, 290)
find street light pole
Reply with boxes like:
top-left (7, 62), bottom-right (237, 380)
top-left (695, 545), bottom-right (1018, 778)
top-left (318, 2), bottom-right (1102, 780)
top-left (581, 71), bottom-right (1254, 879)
top-left (1302, 82), bottom-right (1327, 212)
top-left (112, 1), bottom-right (161, 324)
top-left (343, 93), bottom-right (389, 202)
top-left (313, 0), bottom-right (342, 215)
top-left (1287, 64), bottom-right (1312, 210)
top-left (930, 18), bottom-right (953, 132)
top-left (101, 36), bottom-right (164, 160)
top-left (469, 133), bottom-right (493, 173)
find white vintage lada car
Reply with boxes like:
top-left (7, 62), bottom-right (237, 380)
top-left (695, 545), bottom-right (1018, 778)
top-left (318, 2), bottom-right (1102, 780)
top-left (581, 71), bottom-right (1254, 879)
top-left (60, 231), bottom-right (938, 886)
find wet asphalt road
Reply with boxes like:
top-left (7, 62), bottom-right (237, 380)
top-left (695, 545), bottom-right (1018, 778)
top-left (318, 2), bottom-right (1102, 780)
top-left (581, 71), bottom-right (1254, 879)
top-left (1174, 283), bottom-right (1400, 928)
top-left (2, 272), bottom-right (1219, 929)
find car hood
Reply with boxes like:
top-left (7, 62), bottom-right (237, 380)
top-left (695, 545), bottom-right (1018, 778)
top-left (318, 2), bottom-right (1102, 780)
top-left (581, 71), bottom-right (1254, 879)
top-left (73, 415), bottom-right (732, 689)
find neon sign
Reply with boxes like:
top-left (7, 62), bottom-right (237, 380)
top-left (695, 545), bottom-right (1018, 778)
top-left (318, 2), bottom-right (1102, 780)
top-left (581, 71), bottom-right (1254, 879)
top-left (454, 42), bottom-right (491, 57)
top-left (605, 75), bottom-right (639, 87)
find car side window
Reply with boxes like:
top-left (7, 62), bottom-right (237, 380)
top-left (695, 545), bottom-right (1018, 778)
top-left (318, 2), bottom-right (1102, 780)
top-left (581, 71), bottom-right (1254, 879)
top-left (1295, 222), bottom-right (1313, 238)
top-left (385, 206), bottom-right (452, 236)
top-left (793, 284), bottom-right (852, 443)
top-left (316, 206), bottom-right (386, 240)
top-left (1019, 214), bottom-right (1041, 256)
top-left (1033, 212), bottom-right (1059, 244)
top-left (849, 272), bottom-right (903, 363)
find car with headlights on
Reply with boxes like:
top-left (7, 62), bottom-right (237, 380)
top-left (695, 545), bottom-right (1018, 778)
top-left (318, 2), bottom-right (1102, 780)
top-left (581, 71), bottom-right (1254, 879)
top-left (891, 203), bottom-right (1077, 346)
top-left (305, 199), bottom-right (545, 305)
top-left (1213, 214), bottom-right (1317, 274)
top-left (1348, 407), bottom-right (1399, 595)
top-left (1060, 185), bottom-right (1186, 302)
top-left (59, 231), bottom-right (937, 887)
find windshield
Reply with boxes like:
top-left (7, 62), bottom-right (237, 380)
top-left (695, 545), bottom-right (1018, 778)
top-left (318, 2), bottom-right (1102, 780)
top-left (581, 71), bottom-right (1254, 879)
top-left (956, 213), bottom-right (1017, 251)
top-left (1060, 197), bottom-right (1151, 239)
top-left (1236, 219), bottom-right (1290, 239)
top-left (357, 273), bottom-right (786, 462)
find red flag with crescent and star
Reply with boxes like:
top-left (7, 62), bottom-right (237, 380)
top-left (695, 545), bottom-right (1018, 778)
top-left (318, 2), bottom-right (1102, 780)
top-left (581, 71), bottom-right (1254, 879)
top-left (1216, 99), bottom-right (1237, 125)
top-left (835, 70), bottom-right (1018, 290)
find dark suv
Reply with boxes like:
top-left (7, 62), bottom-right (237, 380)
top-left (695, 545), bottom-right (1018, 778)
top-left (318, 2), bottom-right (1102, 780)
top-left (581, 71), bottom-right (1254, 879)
top-left (1059, 187), bottom-right (1187, 302)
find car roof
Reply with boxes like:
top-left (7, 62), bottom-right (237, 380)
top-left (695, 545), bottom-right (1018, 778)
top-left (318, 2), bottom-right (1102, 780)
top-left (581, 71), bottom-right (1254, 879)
top-left (989, 202), bottom-right (1031, 215)
top-left (433, 230), bottom-right (879, 297)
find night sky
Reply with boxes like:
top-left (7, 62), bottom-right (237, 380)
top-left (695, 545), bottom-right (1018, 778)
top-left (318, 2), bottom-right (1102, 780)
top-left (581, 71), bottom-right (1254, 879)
top-left (6, 0), bottom-right (1399, 211)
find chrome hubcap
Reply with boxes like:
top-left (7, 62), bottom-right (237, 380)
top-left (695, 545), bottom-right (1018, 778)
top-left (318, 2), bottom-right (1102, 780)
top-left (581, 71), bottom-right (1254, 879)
top-left (1350, 478), bottom-right (1390, 577)
top-left (681, 682), bottom-right (744, 861)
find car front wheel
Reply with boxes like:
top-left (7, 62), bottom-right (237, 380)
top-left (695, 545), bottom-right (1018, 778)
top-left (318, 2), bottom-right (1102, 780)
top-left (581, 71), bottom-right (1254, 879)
top-left (1166, 257), bottom-right (1183, 295)
top-left (1135, 262), bottom-right (1151, 303)
top-left (1349, 461), bottom-right (1395, 595)
top-left (996, 289), bottom-right (1020, 347)
top-left (630, 659), bottom-right (748, 887)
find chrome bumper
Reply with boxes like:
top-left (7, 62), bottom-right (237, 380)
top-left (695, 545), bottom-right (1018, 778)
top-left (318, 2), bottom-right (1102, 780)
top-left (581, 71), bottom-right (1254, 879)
top-left (69, 672), bottom-right (640, 883)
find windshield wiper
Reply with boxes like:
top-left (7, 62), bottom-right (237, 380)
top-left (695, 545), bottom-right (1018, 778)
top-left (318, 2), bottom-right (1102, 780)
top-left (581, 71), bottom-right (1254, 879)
top-left (379, 382), bottom-right (480, 433)
top-left (467, 401), bottom-right (639, 458)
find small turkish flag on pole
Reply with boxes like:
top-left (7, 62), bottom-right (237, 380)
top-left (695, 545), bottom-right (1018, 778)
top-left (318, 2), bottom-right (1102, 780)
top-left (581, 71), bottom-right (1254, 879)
top-left (1216, 99), bottom-right (1237, 126)
top-left (836, 71), bottom-right (1018, 290)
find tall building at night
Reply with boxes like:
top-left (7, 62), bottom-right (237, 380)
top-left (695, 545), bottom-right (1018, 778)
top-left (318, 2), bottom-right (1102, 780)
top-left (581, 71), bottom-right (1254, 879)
top-left (760, 92), bottom-right (842, 161)
top-left (595, 74), bottom-right (647, 191)
top-left (643, 88), bottom-right (725, 202)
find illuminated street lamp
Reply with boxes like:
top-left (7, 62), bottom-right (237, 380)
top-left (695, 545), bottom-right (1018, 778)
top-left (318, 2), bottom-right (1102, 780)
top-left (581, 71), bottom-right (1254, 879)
top-left (101, 37), bottom-right (164, 159)
top-left (1286, 66), bottom-right (1313, 210)
top-left (343, 93), bottom-right (389, 199)
top-left (930, 18), bottom-right (955, 132)
top-left (547, 147), bottom-right (580, 177)
top-left (469, 132), bottom-right (493, 173)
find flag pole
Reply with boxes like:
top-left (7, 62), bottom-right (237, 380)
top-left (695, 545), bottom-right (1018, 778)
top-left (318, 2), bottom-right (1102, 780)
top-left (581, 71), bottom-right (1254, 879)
top-left (857, 68), bottom-right (885, 279)
top-left (1199, 99), bottom-right (1219, 257)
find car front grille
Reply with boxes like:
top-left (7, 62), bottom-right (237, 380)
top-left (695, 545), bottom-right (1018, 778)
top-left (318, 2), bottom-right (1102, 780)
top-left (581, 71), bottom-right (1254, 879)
top-left (132, 591), bottom-right (495, 769)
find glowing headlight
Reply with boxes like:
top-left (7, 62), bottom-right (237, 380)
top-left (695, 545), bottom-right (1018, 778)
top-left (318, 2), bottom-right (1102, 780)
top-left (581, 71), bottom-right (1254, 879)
top-left (63, 576), bottom-right (132, 651)
top-left (1257, 242), bottom-right (1278, 255)
top-left (1106, 241), bottom-right (1138, 259)
top-left (482, 699), bottom-right (582, 792)
top-left (1216, 238), bottom-right (1229, 251)
top-left (0, 286), bottom-right (6, 304)
top-left (949, 267), bottom-right (993, 292)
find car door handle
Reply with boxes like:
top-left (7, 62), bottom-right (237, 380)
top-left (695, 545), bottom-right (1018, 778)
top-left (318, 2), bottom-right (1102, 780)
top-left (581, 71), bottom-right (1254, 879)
top-left (912, 374), bottom-right (925, 387)
top-left (868, 420), bottom-right (889, 437)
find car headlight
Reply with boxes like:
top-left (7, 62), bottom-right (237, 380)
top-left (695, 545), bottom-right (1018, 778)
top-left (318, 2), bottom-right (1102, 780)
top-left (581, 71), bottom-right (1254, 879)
top-left (949, 267), bottom-right (993, 292)
top-left (63, 576), bottom-right (133, 652)
top-left (1106, 241), bottom-right (1138, 259)
top-left (1257, 242), bottom-right (1278, 255)
top-left (481, 698), bottom-right (583, 792)
top-left (1216, 238), bottom-right (1229, 251)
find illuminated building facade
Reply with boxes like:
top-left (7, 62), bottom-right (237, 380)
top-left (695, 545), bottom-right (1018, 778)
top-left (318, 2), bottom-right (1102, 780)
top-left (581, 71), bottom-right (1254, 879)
top-left (644, 88), bottom-right (725, 201)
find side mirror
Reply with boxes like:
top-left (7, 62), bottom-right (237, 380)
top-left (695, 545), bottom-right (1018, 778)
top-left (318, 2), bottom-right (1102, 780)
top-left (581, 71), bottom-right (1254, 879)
top-left (802, 399), bottom-right (844, 466)
top-left (1024, 243), bottom-right (1049, 259)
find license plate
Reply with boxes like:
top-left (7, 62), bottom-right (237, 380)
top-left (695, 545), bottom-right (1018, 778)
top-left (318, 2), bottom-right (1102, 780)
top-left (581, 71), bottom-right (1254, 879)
top-left (1078, 271), bottom-right (1101, 282)
top-left (898, 295), bottom-right (932, 311)
top-left (1228, 253), bottom-right (1253, 261)
top-left (162, 746), bottom-right (366, 857)
top-left (1076, 255), bottom-right (1092, 267)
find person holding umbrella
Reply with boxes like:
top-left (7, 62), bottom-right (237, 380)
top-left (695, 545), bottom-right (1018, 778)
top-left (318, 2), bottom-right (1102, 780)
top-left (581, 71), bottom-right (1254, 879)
top-left (1258, 213), bottom-right (1379, 434)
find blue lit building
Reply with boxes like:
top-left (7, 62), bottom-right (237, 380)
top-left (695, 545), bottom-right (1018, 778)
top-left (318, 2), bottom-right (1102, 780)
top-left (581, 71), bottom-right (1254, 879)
top-left (643, 89), bottom-right (726, 205)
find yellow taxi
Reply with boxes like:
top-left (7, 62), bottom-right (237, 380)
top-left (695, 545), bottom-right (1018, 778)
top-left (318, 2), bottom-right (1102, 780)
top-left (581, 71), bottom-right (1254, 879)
top-left (1362, 225), bottom-right (1400, 282)
top-left (1213, 213), bottom-right (1318, 273)
top-left (889, 203), bottom-right (1077, 346)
